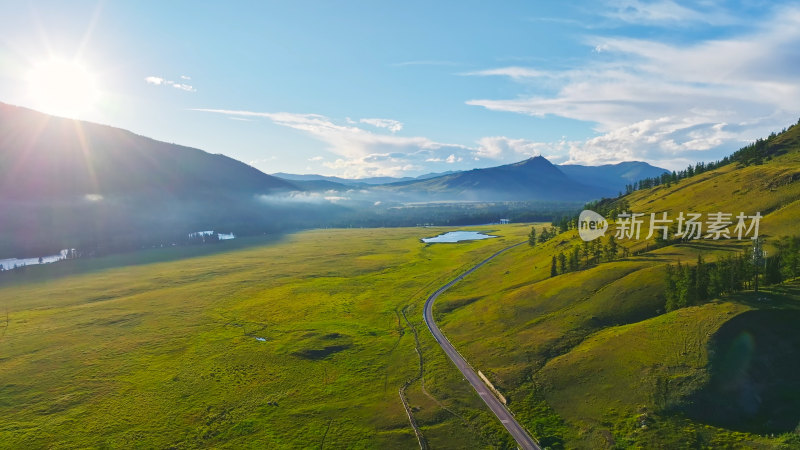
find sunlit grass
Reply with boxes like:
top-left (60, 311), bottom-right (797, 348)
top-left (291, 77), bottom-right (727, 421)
top-left (0, 224), bottom-right (530, 448)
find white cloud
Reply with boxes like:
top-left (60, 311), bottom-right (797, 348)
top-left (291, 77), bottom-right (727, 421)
top-left (465, 5), bottom-right (800, 168)
top-left (476, 137), bottom-right (545, 159)
top-left (192, 108), bottom-right (481, 177)
top-left (145, 75), bottom-right (196, 92)
top-left (359, 118), bottom-right (403, 133)
top-left (601, 0), bottom-right (737, 26)
top-left (256, 191), bottom-right (346, 204)
top-left (463, 67), bottom-right (552, 80)
top-left (562, 117), bottom-right (729, 167)
top-left (145, 76), bottom-right (165, 85)
top-left (171, 83), bottom-right (196, 92)
top-left (594, 43), bottom-right (610, 53)
top-left (308, 156), bottom-right (324, 162)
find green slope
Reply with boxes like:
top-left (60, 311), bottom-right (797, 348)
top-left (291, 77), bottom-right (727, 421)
top-left (434, 123), bottom-right (800, 448)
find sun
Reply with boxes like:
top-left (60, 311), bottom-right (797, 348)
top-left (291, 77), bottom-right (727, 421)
top-left (27, 59), bottom-right (100, 118)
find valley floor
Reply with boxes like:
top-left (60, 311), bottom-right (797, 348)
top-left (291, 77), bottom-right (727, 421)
top-left (2, 223), bottom-right (799, 449)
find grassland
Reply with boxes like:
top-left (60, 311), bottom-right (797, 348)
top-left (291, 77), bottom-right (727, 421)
top-left (3, 130), bottom-right (800, 449)
top-left (0, 224), bottom-right (537, 449)
top-left (434, 132), bottom-right (800, 447)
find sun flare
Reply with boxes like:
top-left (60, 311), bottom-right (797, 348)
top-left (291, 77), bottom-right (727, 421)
top-left (27, 59), bottom-right (100, 118)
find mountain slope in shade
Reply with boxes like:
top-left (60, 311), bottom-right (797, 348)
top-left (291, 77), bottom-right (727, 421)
top-left (0, 102), bottom-right (296, 199)
top-left (276, 160), bottom-right (668, 202)
top-left (0, 103), bottom-right (341, 257)
top-left (558, 161), bottom-right (669, 193)
top-left (378, 156), bottom-right (612, 201)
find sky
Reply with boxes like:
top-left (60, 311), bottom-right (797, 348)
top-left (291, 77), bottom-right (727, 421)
top-left (1, 0), bottom-right (799, 178)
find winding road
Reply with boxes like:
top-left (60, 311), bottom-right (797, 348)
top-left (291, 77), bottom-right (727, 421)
top-left (422, 242), bottom-right (540, 450)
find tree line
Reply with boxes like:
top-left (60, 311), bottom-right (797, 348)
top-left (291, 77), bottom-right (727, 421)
top-left (528, 226), bottom-right (560, 246)
top-left (663, 236), bottom-right (800, 312)
top-left (625, 119), bottom-right (799, 195)
top-left (549, 235), bottom-right (625, 277)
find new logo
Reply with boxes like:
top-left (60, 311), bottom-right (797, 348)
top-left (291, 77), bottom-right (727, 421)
top-left (578, 210), bottom-right (608, 241)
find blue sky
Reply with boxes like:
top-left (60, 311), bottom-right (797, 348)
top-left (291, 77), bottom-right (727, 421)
top-left (1, 1), bottom-right (799, 177)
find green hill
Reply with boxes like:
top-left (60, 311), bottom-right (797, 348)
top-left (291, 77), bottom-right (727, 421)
top-left (433, 122), bottom-right (800, 447)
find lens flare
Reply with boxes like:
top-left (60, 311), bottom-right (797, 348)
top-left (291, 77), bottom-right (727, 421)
top-left (27, 59), bottom-right (100, 118)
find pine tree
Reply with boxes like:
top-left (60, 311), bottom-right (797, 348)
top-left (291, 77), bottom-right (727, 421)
top-left (764, 255), bottom-right (782, 285)
top-left (665, 264), bottom-right (678, 312)
top-left (568, 246), bottom-right (580, 271)
top-left (550, 256), bottom-right (558, 277)
top-left (558, 252), bottom-right (567, 274)
top-left (752, 238), bottom-right (764, 293)
top-left (528, 227), bottom-right (537, 246)
top-left (675, 262), bottom-right (689, 308)
top-left (696, 254), bottom-right (708, 301)
top-left (605, 235), bottom-right (618, 261)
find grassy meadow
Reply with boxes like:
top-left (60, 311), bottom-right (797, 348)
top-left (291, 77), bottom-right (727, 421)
top-left (0, 224), bottom-right (534, 449)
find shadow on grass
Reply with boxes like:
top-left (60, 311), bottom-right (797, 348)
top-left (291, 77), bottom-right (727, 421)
top-left (684, 307), bottom-right (800, 434)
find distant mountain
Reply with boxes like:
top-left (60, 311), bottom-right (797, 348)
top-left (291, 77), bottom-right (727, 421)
top-left (276, 160), bottom-right (668, 201)
top-left (558, 161), bottom-right (668, 193)
top-left (377, 156), bottom-right (614, 202)
top-left (285, 179), bottom-right (354, 191)
top-left (415, 170), bottom-right (459, 180)
top-left (272, 173), bottom-right (415, 185)
top-left (272, 170), bottom-right (459, 186)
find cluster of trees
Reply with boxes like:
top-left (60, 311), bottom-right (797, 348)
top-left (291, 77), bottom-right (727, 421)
top-left (664, 254), bottom-right (749, 311)
top-left (550, 235), bottom-right (626, 277)
top-left (626, 119), bottom-right (799, 195)
top-left (767, 235), bottom-right (800, 282)
top-left (528, 226), bottom-right (560, 246)
top-left (664, 236), bottom-right (800, 312)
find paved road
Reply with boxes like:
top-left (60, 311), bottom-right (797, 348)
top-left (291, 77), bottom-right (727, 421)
top-left (422, 242), bottom-right (540, 450)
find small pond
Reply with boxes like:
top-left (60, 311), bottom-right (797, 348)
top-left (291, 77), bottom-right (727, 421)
top-left (421, 231), bottom-right (497, 243)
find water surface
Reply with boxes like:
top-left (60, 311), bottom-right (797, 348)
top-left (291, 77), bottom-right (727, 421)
top-left (421, 231), bottom-right (497, 243)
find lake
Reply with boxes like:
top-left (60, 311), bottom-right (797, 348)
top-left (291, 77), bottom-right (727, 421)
top-left (0, 250), bottom-right (70, 270)
top-left (421, 231), bottom-right (497, 243)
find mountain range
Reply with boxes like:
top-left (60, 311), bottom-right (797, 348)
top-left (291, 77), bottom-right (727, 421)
top-left (275, 158), bottom-right (666, 201)
top-left (0, 102), bottom-right (666, 256)
top-left (271, 171), bottom-right (458, 186)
